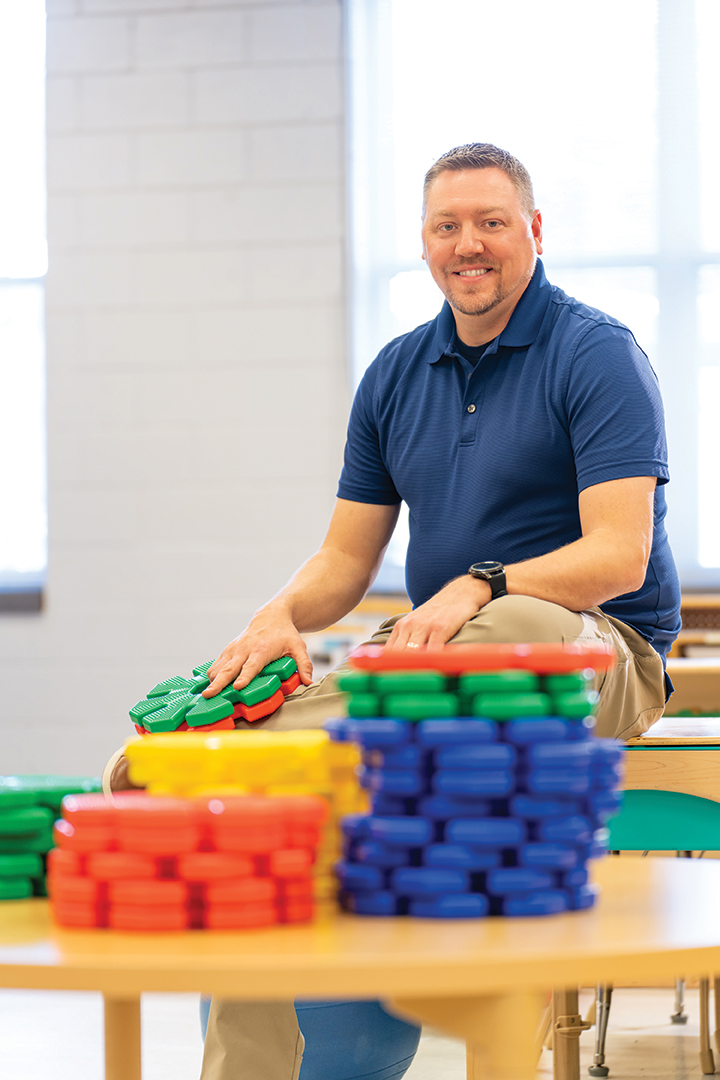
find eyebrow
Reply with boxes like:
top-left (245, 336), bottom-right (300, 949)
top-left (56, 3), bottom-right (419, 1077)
top-left (429, 205), bottom-right (506, 218)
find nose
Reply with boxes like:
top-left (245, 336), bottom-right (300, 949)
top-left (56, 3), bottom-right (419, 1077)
top-left (454, 224), bottom-right (484, 257)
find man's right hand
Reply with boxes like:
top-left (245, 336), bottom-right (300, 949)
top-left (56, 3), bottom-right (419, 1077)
top-left (203, 604), bottom-right (314, 698)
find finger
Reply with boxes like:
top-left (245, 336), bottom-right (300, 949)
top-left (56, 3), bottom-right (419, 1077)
top-left (291, 646), bottom-right (314, 686)
top-left (204, 651), bottom-right (248, 697)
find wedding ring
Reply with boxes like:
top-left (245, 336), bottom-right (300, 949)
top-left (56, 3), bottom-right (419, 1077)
top-left (407, 642), bottom-right (420, 649)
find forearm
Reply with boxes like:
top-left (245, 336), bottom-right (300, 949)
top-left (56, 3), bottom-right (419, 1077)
top-left (506, 527), bottom-right (648, 612)
top-left (261, 544), bottom-right (380, 634)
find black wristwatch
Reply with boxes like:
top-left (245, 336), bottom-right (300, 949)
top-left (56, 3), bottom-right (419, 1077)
top-left (468, 561), bottom-right (508, 600)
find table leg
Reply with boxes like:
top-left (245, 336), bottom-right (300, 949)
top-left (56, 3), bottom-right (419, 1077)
top-left (389, 990), bottom-right (546, 1080)
top-left (103, 994), bottom-right (142, 1080)
top-left (552, 988), bottom-right (590, 1080)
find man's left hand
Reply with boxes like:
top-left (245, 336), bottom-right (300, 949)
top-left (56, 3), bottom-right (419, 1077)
top-left (384, 575), bottom-right (491, 650)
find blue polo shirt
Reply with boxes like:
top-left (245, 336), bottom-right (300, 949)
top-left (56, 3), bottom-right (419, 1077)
top-left (337, 260), bottom-right (681, 663)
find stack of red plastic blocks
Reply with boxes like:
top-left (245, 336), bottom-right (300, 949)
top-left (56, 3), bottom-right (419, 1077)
top-left (48, 791), bottom-right (328, 931)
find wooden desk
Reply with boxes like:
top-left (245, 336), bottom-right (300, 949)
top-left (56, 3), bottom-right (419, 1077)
top-left (623, 717), bottom-right (720, 807)
top-left (3, 860), bottom-right (720, 1080)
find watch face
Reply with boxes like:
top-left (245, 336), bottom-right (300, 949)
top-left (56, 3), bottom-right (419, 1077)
top-left (470, 561), bottom-right (503, 577)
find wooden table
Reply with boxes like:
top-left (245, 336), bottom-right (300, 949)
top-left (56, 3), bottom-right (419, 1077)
top-left (3, 859), bottom-right (720, 1080)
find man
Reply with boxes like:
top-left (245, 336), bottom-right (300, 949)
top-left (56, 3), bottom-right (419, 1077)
top-left (200, 143), bottom-right (679, 741)
top-left (106, 144), bottom-right (680, 1079)
top-left (191, 143), bottom-right (680, 1080)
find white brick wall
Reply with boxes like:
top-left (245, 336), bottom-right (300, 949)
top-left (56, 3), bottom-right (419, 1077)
top-left (1, 0), bottom-right (348, 775)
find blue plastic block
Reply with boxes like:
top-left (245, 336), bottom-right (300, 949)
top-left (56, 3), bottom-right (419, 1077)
top-left (348, 719), bottom-right (413, 747)
top-left (446, 817), bottom-right (526, 847)
top-left (361, 768), bottom-right (427, 797)
top-left (364, 746), bottom-right (426, 770)
top-left (432, 770), bottom-right (514, 797)
top-left (527, 743), bottom-right (593, 768)
top-left (525, 769), bottom-right (591, 795)
top-left (370, 794), bottom-right (413, 816)
top-left (409, 894), bottom-right (490, 918)
top-left (559, 867), bottom-right (589, 889)
top-left (486, 867), bottom-right (555, 895)
top-left (391, 867), bottom-right (471, 896)
top-left (417, 795), bottom-right (491, 820)
top-left (586, 790), bottom-right (623, 822)
top-left (502, 718), bottom-right (571, 744)
top-left (502, 890), bottom-right (568, 916)
top-left (434, 744), bottom-right (516, 770)
top-left (352, 842), bottom-right (412, 868)
top-left (567, 883), bottom-right (600, 911)
top-left (416, 719), bottom-right (497, 746)
top-left (518, 843), bottom-right (579, 870)
top-left (537, 815), bottom-right (593, 844)
top-left (367, 816), bottom-right (434, 847)
top-left (341, 814), bottom-right (373, 841)
top-left (324, 716), bottom-right (352, 741)
top-left (423, 844), bottom-right (502, 871)
top-left (342, 891), bottom-right (401, 916)
top-left (591, 766), bottom-right (624, 789)
top-left (592, 740), bottom-right (624, 765)
top-left (510, 795), bottom-right (582, 819)
top-left (335, 861), bottom-right (386, 892)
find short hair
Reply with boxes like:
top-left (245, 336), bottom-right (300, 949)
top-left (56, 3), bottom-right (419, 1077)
top-left (422, 143), bottom-right (535, 219)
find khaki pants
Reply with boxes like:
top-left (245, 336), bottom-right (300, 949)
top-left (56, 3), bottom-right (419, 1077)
top-left (197, 596), bottom-right (668, 1080)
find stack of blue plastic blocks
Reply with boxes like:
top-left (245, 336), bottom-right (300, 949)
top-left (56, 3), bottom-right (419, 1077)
top-left (328, 643), bottom-right (622, 919)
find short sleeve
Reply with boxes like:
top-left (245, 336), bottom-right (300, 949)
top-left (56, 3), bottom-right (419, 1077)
top-left (565, 323), bottom-right (669, 493)
top-left (337, 361), bottom-right (402, 505)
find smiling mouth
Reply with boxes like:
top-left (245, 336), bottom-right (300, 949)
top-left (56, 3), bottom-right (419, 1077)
top-left (455, 268), bottom-right (493, 277)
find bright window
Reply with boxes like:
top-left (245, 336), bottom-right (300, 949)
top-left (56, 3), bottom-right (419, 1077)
top-left (0, 0), bottom-right (47, 592)
top-left (348, 0), bottom-right (719, 590)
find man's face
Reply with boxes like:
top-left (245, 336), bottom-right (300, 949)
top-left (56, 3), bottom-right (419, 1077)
top-left (421, 167), bottom-right (543, 328)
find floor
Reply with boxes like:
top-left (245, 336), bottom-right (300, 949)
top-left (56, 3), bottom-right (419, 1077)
top-left (0, 987), bottom-right (711, 1078)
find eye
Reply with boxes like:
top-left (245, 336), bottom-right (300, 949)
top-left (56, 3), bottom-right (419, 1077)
top-left (438, 223), bottom-right (456, 233)
top-left (485, 220), bottom-right (502, 229)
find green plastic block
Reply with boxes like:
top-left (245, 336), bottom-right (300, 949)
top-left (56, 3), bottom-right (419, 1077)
top-left (336, 671), bottom-right (373, 693)
top-left (384, 693), bottom-right (458, 721)
top-left (347, 693), bottom-right (381, 718)
top-left (184, 694), bottom-right (234, 728)
top-left (0, 790), bottom-right (37, 810)
top-left (545, 672), bottom-right (593, 693)
top-left (0, 877), bottom-right (32, 901)
top-left (33, 876), bottom-right (48, 897)
top-left (233, 673), bottom-right (281, 707)
top-left (473, 692), bottom-right (551, 719)
top-left (0, 854), bottom-right (43, 877)
top-left (190, 674), bottom-right (210, 694)
top-left (261, 656), bottom-right (298, 680)
top-left (0, 829), bottom-right (54, 854)
top-left (0, 806), bottom-right (53, 836)
top-left (0, 776), bottom-right (100, 812)
top-left (459, 670), bottom-right (539, 694)
top-left (129, 689), bottom-right (189, 724)
top-left (142, 693), bottom-right (196, 733)
top-left (147, 675), bottom-right (195, 698)
top-left (374, 671), bottom-right (447, 694)
top-left (553, 690), bottom-right (599, 718)
top-left (192, 660), bottom-right (216, 677)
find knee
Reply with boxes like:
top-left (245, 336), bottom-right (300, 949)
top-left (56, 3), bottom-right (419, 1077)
top-left (453, 594), bottom-right (585, 645)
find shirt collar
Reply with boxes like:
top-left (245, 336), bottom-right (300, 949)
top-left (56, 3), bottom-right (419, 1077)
top-left (429, 258), bottom-right (552, 363)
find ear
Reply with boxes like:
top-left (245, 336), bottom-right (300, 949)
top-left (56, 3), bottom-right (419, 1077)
top-left (532, 210), bottom-right (543, 255)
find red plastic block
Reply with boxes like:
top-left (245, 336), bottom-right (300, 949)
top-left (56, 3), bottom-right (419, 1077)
top-left (108, 879), bottom-right (188, 906)
top-left (48, 874), bottom-right (102, 905)
top-left (232, 688), bottom-right (285, 723)
top-left (86, 852), bottom-right (160, 881)
top-left (46, 848), bottom-right (83, 877)
top-left (279, 878), bottom-right (315, 901)
top-left (204, 903), bottom-right (278, 930)
top-left (177, 852), bottom-right (255, 881)
top-left (267, 849), bottom-right (313, 878)
top-left (53, 819), bottom-right (115, 854)
top-left (108, 905), bottom-right (189, 932)
top-left (349, 642), bottom-right (616, 675)
top-left (206, 797), bottom-right (286, 853)
top-left (280, 672), bottom-right (301, 695)
top-left (117, 824), bottom-right (200, 855)
top-left (280, 899), bottom-right (315, 923)
top-left (205, 877), bottom-right (277, 905)
top-left (176, 716), bottom-right (235, 733)
top-left (52, 900), bottom-right (102, 928)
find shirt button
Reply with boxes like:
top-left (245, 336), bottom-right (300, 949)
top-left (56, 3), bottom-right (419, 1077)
top-left (467, 404), bottom-right (476, 414)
